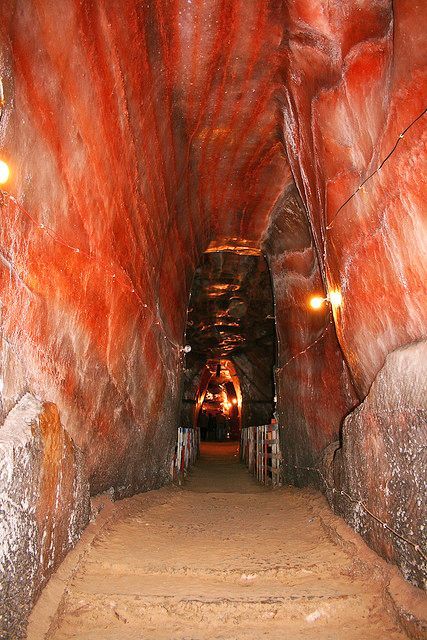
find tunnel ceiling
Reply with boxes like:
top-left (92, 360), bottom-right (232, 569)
top-left (168, 0), bottom-right (291, 245)
top-left (186, 252), bottom-right (275, 359)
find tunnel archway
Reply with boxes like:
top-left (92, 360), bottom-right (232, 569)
top-left (195, 358), bottom-right (242, 441)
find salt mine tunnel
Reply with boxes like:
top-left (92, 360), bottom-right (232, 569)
top-left (0, 1), bottom-right (426, 638)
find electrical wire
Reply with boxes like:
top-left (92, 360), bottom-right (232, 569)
top-left (275, 319), bottom-right (332, 372)
top-left (0, 190), bottom-right (182, 351)
top-left (323, 108), bottom-right (427, 269)
top-left (290, 463), bottom-right (427, 562)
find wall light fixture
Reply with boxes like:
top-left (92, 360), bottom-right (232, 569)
top-left (0, 159), bottom-right (10, 185)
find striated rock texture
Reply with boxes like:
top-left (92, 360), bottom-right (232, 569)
top-left (0, 394), bottom-right (89, 640)
top-left (0, 0), bottom-right (204, 496)
top-left (279, 0), bottom-right (427, 396)
top-left (262, 183), bottom-right (357, 484)
top-left (276, 0), bottom-right (426, 588)
top-left (0, 0), bottom-right (290, 496)
top-left (331, 342), bottom-right (427, 589)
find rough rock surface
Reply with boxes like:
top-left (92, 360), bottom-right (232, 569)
top-left (332, 342), bottom-right (427, 589)
top-left (0, 394), bottom-right (90, 640)
top-left (263, 184), bottom-right (357, 482)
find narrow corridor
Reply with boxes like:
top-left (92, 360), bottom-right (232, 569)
top-left (1, 4), bottom-right (426, 638)
top-left (29, 444), bottom-right (408, 640)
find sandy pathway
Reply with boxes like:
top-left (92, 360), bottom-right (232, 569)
top-left (41, 443), bottom-right (408, 639)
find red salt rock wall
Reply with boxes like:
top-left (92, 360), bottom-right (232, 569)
top-left (279, 0), bottom-right (427, 395)
top-left (279, 0), bottom-right (427, 586)
top-left (0, 0), bottom-right (291, 496)
top-left (0, 0), bottom-right (207, 496)
top-left (263, 183), bottom-right (357, 483)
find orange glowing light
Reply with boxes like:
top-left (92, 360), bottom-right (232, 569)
top-left (329, 290), bottom-right (342, 307)
top-left (0, 159), bottom-right (10, 185)
top-left (309, 295), bottom-right (325, 310)
top-left (232, 398), bottom-right (237, 405)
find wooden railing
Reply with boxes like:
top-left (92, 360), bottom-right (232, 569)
top-left (240, 425), bottom-right (282, 486)
top-left (170, 427), bottom-right (200, 483)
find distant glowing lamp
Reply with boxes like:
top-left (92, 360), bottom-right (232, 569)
top-left (0, 159), bottom-right (10, 185)
top-left (309, 295), bottom-right (325, 310)
top-left (328, 290), bottom-right (342, 307)
top-left (232, 398), bottom-right (237, 405)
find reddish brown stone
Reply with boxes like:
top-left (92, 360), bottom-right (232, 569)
top-left (263, 184), bottom-right (358, 482)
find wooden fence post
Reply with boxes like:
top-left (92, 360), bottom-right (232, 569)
top-left (240, 424), bottom-right (282, 487)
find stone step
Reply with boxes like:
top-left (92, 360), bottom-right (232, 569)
top-left (70, 570), bottom-right (364, 600)
top-left (51, 623), bottom-right (404, 640)
top-left (51, 591), bottom-right (404, 640)
top-left (61, 592), bottom-right (375, 626)
top-left (79, 559), bottom-right (357, 582)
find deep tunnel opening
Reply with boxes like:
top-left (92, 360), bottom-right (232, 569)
top-left (180, 249), bottom-right (278, 448)
top-left (196, 359), bottom-right (241, 442)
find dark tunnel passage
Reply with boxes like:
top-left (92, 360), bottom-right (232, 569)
top-left (0, 1), bottom-right (426, 638)
top-left (180, 250), bottom-right (277, 439)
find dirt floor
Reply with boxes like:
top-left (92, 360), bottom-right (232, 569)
top-left (29, 442), bottom-right (415, 639)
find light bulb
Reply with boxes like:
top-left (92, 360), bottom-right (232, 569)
top-left (0, 160), bottom-right (10, 185)
top-left (309, 295), bottom-right (325, 310)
